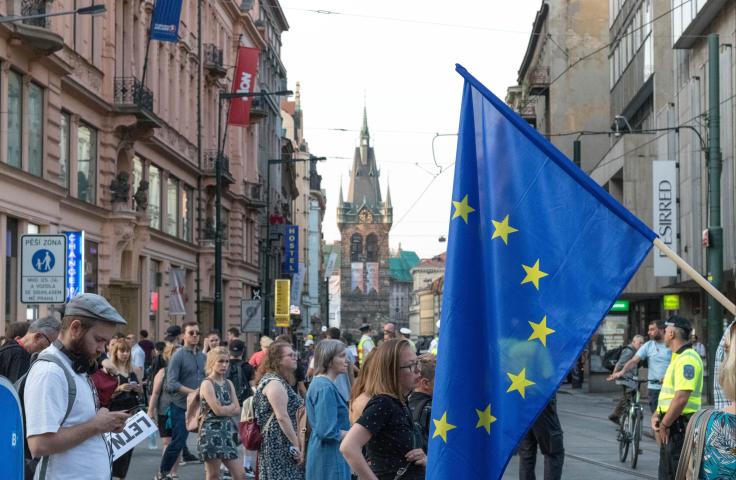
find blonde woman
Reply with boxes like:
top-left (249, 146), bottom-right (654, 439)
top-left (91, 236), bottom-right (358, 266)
top-left (198, 346), bottom-right (244, 480)
top-left (340, 339), bottom-right (425, 480)
top-left (147, 343), bottom-right (180, 477)
top-left (106, 341), bottom-right (143, 479)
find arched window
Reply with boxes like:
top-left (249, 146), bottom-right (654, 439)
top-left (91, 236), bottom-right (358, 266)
top-left (366, 234), bottom-right (378, 261)
top-left (350, 233), bottom-right (363, 261)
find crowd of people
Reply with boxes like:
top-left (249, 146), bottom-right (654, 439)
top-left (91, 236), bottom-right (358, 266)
top-left (3, 291), bottom-right (734, 480)
top-left (0, 297), bottom-right (438, 480)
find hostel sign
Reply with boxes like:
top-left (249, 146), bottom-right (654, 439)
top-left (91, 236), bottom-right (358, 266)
top-left (21, 235), bottom-right (66, 304)
top-left (282, 225), bottom-right (299, 275)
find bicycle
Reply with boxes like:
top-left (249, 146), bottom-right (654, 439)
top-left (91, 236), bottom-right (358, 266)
top-left (617, 378), bottom-right (647, 468)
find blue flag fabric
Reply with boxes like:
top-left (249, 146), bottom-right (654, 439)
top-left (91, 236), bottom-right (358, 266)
top-left (150, 0), bottom-right (184, 42)
top-left (426, 65), bottom-right (656, 479)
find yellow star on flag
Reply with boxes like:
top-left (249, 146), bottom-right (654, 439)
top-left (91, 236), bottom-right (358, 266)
top-left (475, 404), bottom-right (497, 434)
top-left (528, 315), bottom-right (556, 347)
top-left (507, 368), bottom-right (535, 399)
top-left (452, 195), bottom-right (475, 223)
top-left (491, 215), bottom-right (518, 244)
top-left (521, 259), bottom-right (549, 290)
top-left (432, 412), bottom-right (457, 443)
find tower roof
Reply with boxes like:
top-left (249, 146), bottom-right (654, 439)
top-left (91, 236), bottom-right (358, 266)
top-left (346, 106), bottom-right (382, 210)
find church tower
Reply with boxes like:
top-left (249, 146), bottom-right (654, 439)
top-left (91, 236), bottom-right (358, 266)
top-left (337, 107), bottom-right (393, 331)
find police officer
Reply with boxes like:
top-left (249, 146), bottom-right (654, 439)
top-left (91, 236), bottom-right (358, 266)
top-left (357, 323), bottom-right (375, 368)
top-left (653, 315), bottom-right (703, 480)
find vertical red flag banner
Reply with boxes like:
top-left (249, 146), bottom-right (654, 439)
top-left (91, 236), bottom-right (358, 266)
top-left (227, 46), bottom-right (260, 126)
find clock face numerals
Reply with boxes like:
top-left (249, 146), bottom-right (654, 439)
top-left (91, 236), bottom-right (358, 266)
top-left (359, 210), bottom-right (373, 223)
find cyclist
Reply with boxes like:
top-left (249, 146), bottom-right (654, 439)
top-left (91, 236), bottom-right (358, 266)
top-left (610, 320), bottom-right (672, 413)
top-left (607, 335), bottom-right (645, 424)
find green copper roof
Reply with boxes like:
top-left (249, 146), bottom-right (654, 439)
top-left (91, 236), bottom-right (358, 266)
top-left (389, 251), bottom-right (420, 283)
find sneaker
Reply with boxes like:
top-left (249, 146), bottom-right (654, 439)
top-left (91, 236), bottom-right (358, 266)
top-left (154, 474), bottom-right (172, 480)
top-left (179, 452), bottom-right (202, 465)
top-left (244, 467), bottom-right (255, 479)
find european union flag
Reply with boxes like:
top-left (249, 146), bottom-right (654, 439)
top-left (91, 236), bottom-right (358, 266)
top-left (426, 65), bottom-right (656, 479)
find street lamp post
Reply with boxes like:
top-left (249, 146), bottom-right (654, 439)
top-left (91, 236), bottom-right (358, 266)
top-left (213, 89), bottom-right (292, 336)
top-left (263, 155), bottom-right (326, 336)
top-left (0, 4), bottom-right (106, 24)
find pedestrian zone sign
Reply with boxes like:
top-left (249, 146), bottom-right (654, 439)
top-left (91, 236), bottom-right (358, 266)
top-left (21, 234), bottom-right (66, 304)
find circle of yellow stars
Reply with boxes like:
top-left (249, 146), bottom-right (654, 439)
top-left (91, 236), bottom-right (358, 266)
top-left (432, 196), bottom-right (557, 444)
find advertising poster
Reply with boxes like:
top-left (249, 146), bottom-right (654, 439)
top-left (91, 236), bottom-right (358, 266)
top-left (350, 262), bottom-right (364, 293)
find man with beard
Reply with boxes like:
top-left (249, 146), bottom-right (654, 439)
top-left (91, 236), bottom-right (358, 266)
top-left (25, 293), bottom-right (130, 480)
top-left (610, 319), bottom-right (672, 413)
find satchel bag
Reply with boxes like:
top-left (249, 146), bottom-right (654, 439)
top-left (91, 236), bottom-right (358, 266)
top-left (239, 395), bottom-right (274, 450)
top-left (675, 408), bottom-right (716, 480)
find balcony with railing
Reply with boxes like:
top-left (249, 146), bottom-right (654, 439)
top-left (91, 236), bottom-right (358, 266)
top-left (203, 150), bottom-right (235, 186)
top-left (204, 43), bottom-right (226, 78)
top-left (113, 76), bottom-right (161, 127)
top-left (528, 66), bottom-right (549, 96)
top-left (4, 0), bottom-right (64, 54)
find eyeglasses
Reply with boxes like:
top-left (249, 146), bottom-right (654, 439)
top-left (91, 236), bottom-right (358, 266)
top-left (187, 331), bottom-right (201, 336)
top-left (399, 361), bottom-right (420, 372)
top-left (38, 332), bottom-right (52, 347)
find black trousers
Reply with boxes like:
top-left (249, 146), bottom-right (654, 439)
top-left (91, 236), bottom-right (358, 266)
top-left (518, 396), bottom-right (565, 480)
top-left (658, 416), bottom-right (687, 480)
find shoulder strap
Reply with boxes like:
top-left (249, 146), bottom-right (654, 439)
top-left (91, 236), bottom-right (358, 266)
top-left (35, 354), bottom-right (78, 480)
top-left (675, 408), bottom-right (715, 480)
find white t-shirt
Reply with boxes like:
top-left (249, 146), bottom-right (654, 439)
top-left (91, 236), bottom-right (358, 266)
top-left (25, 344), bottom-right (111, 480)
top-left (131, 343), bottom-right (145, 370)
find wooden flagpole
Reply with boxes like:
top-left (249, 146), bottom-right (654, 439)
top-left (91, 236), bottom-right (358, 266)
top-left (653, 238), bottom-right (736, 316)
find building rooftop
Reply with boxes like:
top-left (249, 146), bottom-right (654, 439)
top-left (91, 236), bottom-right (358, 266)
top-left (389, 250), bottom-right (420, 283)
top-left (415, 252), bottom-right (446, 270)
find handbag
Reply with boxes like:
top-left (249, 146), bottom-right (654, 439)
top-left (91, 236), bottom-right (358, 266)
top-left (239, 394), bottom-right (274, 450)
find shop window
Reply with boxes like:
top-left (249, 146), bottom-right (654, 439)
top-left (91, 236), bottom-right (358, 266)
top-left (148, 165), bottom-right (161, 229)
top-left (28, 83), bottom-right (43, 177)
top-left (85, 240), bottom-right (99, 294)
top-left (59, 113), bottom-right (70, 188)
top-left (165, 176), bottom-right (178, 236)
top-left (5, 218), bottom-right (18, 320)
top-left (7, 71), bottom-right (21, 168)
top-left (77, 123), bottom-right (97, 204)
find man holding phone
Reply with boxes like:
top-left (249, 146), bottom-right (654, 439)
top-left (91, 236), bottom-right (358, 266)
top-left (25, 293), bottom-right (131, 480)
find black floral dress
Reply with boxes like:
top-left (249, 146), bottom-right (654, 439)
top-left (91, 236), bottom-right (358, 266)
top-left (197, 379), bottom-right (239, 461)
top-left (254, 372), bottom-right (305, 480)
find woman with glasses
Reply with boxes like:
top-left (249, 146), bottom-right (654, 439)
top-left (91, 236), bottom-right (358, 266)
top-left (305, 339), bottom-right (351, 480)
top-left (340, 339), bottom-right (425, 480)
top-left (197, 346), bottom-right (245, 480)
top-left (253, 341), bottom-right (305, 479)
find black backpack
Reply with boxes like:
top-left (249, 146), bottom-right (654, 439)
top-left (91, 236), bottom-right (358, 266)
top-left (602, 345), bottom-right (634, 372)
top-left (227, 360), bottom-right (254, 403)
top-left (15, 353), bottom-right (77, 480)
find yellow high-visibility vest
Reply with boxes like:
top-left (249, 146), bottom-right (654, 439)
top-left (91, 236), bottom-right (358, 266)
top-left (657, 347), bottom-right (703, 415)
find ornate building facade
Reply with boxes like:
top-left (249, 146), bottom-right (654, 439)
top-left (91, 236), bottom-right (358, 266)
top-left (336, 108), bottom-right (392, 331)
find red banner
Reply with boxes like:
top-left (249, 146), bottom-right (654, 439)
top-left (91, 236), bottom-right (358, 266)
top-left (227, 46), bottom-right (260, 126)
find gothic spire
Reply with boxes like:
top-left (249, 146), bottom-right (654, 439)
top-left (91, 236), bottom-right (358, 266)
top-left (386, 178), bottom-right (392, 207)
top-left (360, 104), bottom-right (370, 144)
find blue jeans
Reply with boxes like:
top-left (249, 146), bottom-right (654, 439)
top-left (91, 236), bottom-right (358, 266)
top-left (160, 404), bottom-right (187, 473)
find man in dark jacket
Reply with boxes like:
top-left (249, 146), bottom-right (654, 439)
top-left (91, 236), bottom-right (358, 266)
top-left (0, 316), bottom-right (60, 382)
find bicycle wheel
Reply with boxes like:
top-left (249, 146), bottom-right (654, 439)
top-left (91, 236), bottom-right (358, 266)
top-left (618, 413), bottom-right (630, 462)
top-left (630, 408), bottom-right (642, 469)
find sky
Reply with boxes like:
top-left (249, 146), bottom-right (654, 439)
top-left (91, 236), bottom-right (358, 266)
top-left (279, 0), bottom-right (542, 259)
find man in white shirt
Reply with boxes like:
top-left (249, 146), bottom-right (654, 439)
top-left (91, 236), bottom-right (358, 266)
top-left (125, 332), bottom-right (145, 380)
top-left (25, 293), bottom-right (130, 480)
